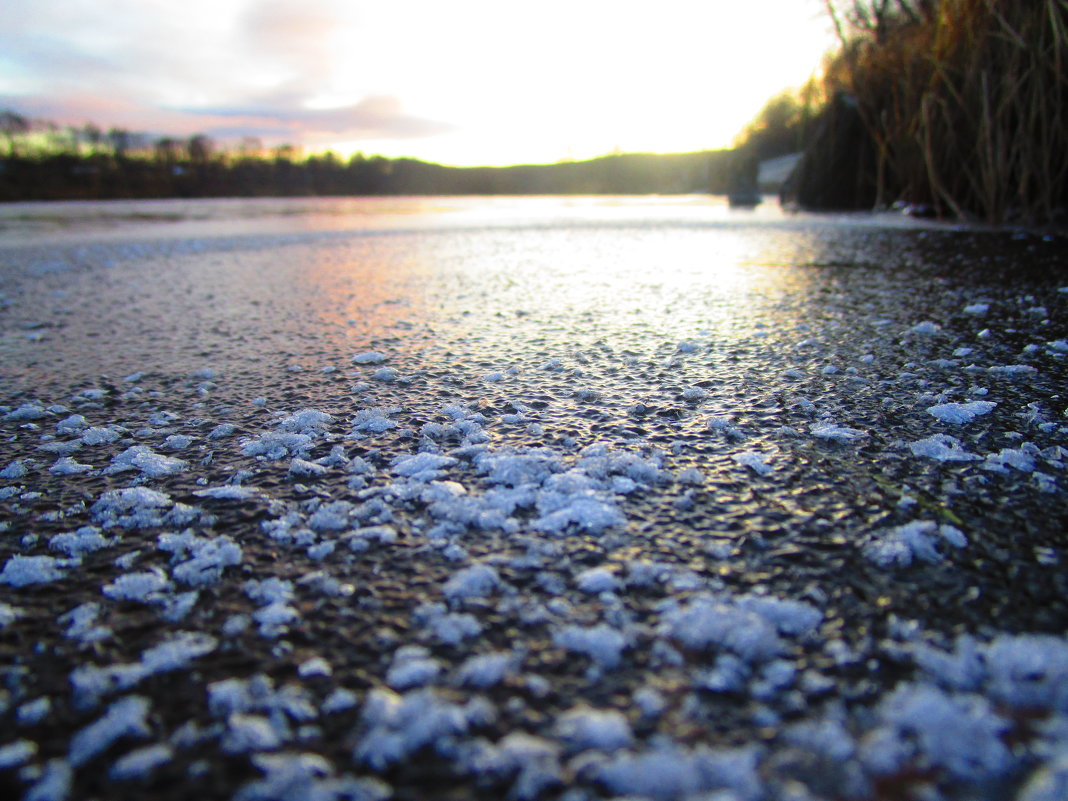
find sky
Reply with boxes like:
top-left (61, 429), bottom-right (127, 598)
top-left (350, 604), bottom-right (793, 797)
top-left (1, 0), bottom-right (839, 167)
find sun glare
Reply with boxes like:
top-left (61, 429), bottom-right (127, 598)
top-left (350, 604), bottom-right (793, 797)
top-left (315, 1), bottom-right (836, 166)
top-left (3, 0), bottom-right (837, 167)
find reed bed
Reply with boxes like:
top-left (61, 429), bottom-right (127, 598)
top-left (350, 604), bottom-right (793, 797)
top-left (828, 0), bottom-right (1068, 224)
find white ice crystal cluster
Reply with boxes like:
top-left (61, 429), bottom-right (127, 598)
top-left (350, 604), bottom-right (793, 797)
top-left (863, 520), bottom-right (968, 567)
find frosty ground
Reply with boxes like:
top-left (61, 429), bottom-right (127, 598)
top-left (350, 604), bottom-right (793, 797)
top-left (1, 201), bottom-right (1068, 801)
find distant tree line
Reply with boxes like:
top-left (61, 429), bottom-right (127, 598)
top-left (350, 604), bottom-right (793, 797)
top-left (0, 110), bottom-right (743, 201)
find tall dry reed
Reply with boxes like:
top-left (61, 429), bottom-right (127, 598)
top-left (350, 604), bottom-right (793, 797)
top-left (828, 0), bottom-right (1068, 224)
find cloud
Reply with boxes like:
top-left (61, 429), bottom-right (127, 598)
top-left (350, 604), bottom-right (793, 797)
top-left (240, 0), bottom-right (346, 81)
top-left (0, 0), bottom-right (452, 149)
top-left (1, 91), bottom-right (452, 148)
top-left (186, 94), bottom-right (454, 140)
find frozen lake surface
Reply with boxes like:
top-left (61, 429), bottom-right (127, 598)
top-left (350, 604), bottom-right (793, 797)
top-left (1, 196), bottom-right (1067, 800)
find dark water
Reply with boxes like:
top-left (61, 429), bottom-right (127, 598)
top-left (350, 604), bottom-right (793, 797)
top-left (1, 197), bottom-right (1067, 801)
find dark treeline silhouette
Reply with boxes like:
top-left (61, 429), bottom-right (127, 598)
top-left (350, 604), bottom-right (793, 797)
top-left (785, 0), bottom-right (1068, 224)
top-left (0, 111), bottom-right (740, 201)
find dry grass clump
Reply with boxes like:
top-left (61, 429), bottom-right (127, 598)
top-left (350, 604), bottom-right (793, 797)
top-left (827, 0), bottom-right (1068, 224)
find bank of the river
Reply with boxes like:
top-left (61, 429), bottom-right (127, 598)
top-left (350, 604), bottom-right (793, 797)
top-left (1, 197), bottom-right (1067, 801)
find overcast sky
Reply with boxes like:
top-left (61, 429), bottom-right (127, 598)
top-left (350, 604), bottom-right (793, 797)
top-left (1, 0), bottom-right (838, 166)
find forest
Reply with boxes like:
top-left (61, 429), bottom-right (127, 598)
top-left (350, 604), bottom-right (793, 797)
top-left (0, 115), bottom-right (743, 201)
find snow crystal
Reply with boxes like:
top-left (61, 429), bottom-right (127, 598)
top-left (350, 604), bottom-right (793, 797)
top-left (235, 752), bottom-right (391, 801)
top-left (963, 303), bottom-right (989, 315)
top-left (4, 403), bottom-right (46, 421)
top-left (193, 485), bottom-right (261, 500)
top-left (983, 446), bottom-right (1037, 473)
top-left (277, 408), bottom-right (333, 434)
top-left (466, 733), bottom-right (561, 800)
top-left (454, 651), bottom-right (517, 688)
top-left (733, 451), bottom-right (773, 475)
top-left (0, 602), bottom-right (20, 628)
top-left (49, 526), bottom-right (110, 557)
top-left (242, 432), bottom-right (313, 459)
top-left (69, 695), bottom-right (152, 766)
top-left (386, 646), bottom-right (442, 690)
top-left (734, 594), bottom-right (823, 637)
top-left (159, 591), bottom-right (199, 622)
top-left (910, 321), bottom-right (942, 335)
top-left (17, 696), bottom-right (52, 724)
top-left (208, 423), bottom-right (237, 440)
top-left (660, 595), bottom-right (787, 662)
top-left (984, 633), bottom-right (1068, 711)
top-left (60, 602), bottom-right (110, 644)
top-left (0, 738), bottom-right (37, 769)
top-left (675, 467), bottom-right (704, 485)
top-left (0, 459), bottom-right (28, 479)
top-left (908, 434), bottom-right (980, 462)
top-left (39, 438), bottom-right (83, 457)
top-left (245, 578), bottom-right (295, 605)
top-left (322, 688), bottom-right (359, 714)
top-left (1018, 756), bottom-right (1068, 801)
top-left (474, 450), bottom-right (559, 487)
top-left (443, 564), bottom-right (501, 601)
top-left (811, 423), bottom-right (866, 442)
top-left (988, 364), bottom-right (1038, 378)
top-left (103, 569), bottom-right (170, 601)
top-left (105, 445), bottom-right (187, 478)
top-left (56, 414), bottom-right (88, 434)
top-left (927, 401), bottom-right (997, 424)
top-left (354, 687), bottom-right (493, 770)
top-left (553, 706), bottom-right (632, 752)
top-left (207, 674), bottom-right (316, 722)
top-left (596, 744), bottom-right (763, 801)
top-left (553, 624), bottom-right (626, 669)
top-left (864, 521), bottom-right (967, 567)
top-left (71, 633), bottom-right (216, 708)
top-left (345, 525), bottom-right (399, 549)
top-left (633, 687), bottom-right (667, 718)
top-left (0, 555), bottom-right (72, 587)
top-left (169, 536), bottom-right (242, 586)
top-left (351, 408), bottom-right (398, 434)
top-left (785, 718), bottom-right (856, 763)
top-left (222, 713), bottom-right (284, 753)
top-left (372, 367), bottom-right (399, 382)
top-left (707, 416), bottom-right (744, 439)
top-left (533, 493), bottom-right (625, 534)
top-left (392, 452), bottom-right (457, 479)
top-left (876, 683), bottom-right (1010, 779)
top-left (24, 759), bottom-right (72, 801)
top-left (160, 436), bottom-right (194, 454)
top-left (81, 426), bottom-right (121, 445)
top-left (289, 458), bottom-right (328, 478)
top-left (109, 743), bottom-right (173, 780)
top-left (430, 612), bottom-right (482, 645)
top-left (352, 351), bottom-right (388, 364)
top-left (307, 501), bottom-right (354, 532)
top-left (575, 566), bottom-right (621, 594)
top-left (298, 657), bottom-right (332, 678)
top-left (253, 602), bottom-right (300, 636)
top-left (49, 456), bottom-right (94, 475)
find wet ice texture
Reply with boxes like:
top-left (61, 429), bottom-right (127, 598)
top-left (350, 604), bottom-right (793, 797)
top-left (1, 209), bottom-right (1067, 801)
